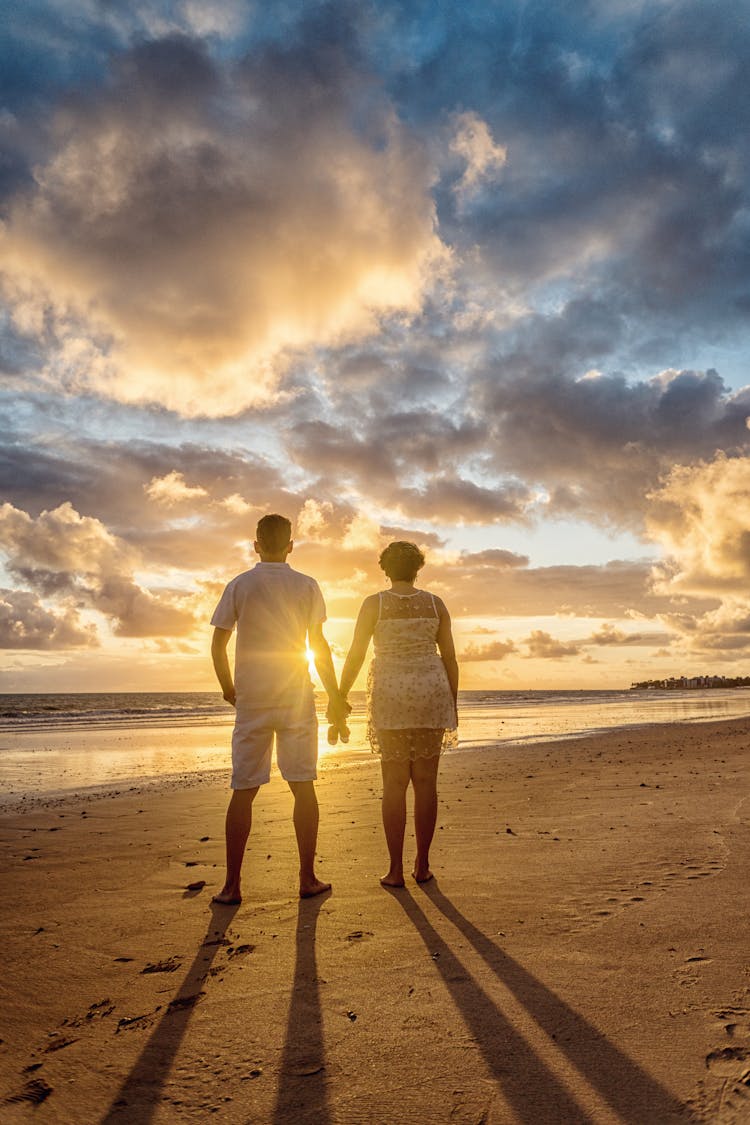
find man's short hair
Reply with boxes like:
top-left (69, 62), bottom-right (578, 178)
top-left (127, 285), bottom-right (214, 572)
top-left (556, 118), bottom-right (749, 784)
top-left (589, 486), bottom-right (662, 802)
top-left (256, 513), bottom-right (292, 552)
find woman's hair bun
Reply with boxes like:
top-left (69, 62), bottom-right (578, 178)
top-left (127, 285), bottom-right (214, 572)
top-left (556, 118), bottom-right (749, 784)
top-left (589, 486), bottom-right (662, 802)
top-left (378, 540), bottom-right (425, 581)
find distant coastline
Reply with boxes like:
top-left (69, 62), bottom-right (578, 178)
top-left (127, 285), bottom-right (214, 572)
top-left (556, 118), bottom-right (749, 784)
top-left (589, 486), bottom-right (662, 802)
top-left (631, 675), bottom-right (750, 690)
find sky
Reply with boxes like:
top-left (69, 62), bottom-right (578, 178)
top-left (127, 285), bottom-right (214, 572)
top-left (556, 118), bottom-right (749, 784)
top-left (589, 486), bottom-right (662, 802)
top-left (2, 0), bottom-right (750, 693)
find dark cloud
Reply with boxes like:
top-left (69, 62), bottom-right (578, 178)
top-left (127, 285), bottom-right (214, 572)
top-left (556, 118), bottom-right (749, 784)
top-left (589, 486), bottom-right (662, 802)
top-left (0, 432), bottom-right (289, 546)
top-left (290, 413), bottom-right (531, 525)
top-left (401, 1), bottom-right (750, 337)
top-left (585, 624), bottom-right (673, 648)
top-left (481, 365), bottom-right (750, 527)
top-left (390, 475), bottom-right (532, 524)
top-left (434, 556), bottom-right (717, 621)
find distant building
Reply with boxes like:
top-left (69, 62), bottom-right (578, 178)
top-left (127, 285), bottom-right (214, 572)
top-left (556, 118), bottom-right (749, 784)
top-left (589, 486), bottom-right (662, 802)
top-left (630, 675), bottom-right (749, 690)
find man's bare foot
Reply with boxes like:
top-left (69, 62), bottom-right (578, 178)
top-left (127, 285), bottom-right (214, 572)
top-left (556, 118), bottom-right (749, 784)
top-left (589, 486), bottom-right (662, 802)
top-left (413, 867), bottom-right (433, 884)
top-left (211, 887), bottom-right (241, 905)
top-left (380, 874), bottom-right (406, 888)
top-left (299, 878), bottom-right (332, 899)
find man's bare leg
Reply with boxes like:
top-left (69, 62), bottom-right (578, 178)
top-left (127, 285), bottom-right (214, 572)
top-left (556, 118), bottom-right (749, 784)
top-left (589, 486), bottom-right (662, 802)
top-left (212, 787), bottom-right (259, 904)
top-left (412, 752), bottom-right (440, 883)
top-left (380, 759), bottom-right (410, 887)
top-left (288, 780), bottom-right (331, 898)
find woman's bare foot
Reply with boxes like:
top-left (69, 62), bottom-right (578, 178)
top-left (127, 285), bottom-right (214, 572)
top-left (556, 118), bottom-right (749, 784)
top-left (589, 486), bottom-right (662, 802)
top-left (299, 877), bottom-right (332, 899)
top-left (412, 866), bottom-right (433, 884)
top-left (380, 867), bottom-right (405, 887)
top-left (211, 886), bottom-right (242, 905)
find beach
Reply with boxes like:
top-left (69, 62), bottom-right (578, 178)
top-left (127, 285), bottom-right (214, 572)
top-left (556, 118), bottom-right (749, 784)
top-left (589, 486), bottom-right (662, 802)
top-left (2, 716), bottom-right (750, 1123)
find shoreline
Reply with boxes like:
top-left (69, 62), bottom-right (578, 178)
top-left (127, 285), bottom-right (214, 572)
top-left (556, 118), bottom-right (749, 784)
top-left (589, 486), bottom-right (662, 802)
top-left (3, 696), bottom-right (750, 808)
top-left (2, 716), bottom-right (750, 1121)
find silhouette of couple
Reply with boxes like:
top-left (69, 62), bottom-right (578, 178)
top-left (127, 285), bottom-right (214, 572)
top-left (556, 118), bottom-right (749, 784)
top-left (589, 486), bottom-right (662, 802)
top-left (210, 513), bottom-right (458, 903)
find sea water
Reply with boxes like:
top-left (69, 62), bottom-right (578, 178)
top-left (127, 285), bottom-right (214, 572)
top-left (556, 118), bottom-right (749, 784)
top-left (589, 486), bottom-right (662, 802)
top-left (1, 687), bottom-right (750, 802)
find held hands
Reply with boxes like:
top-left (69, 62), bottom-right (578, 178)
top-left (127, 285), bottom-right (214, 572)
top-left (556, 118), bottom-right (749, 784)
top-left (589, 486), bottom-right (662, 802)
top-left (326, 693), bottom-right (352, 745)
top-left (327, 720), bottom-right (349, 745)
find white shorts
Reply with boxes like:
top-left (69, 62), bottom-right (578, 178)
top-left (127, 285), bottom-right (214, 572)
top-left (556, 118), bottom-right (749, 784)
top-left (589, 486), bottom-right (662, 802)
top-left (231, 700), bottom-right (318, 789)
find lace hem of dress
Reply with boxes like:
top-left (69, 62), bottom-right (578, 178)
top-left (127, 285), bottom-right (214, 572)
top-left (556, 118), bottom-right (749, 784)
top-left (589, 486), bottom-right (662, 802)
top-left (368, 725), bottom-right (458, 760)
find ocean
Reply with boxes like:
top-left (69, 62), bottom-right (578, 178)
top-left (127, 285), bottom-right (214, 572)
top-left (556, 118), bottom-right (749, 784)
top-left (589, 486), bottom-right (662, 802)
top-left (2, 687), bottom-right (750, 803)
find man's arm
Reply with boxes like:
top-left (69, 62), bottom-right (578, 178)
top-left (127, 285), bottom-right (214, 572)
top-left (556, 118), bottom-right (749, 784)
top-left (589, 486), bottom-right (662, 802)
top-left (308, 621), bottom-right (349, 722)
top-left (211, 627), bottom-right (236, 706)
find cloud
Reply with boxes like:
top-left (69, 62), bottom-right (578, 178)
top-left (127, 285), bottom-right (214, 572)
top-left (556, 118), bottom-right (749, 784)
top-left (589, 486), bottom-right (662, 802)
top-left (287, 339), bottom-right (750, 534)
top-left (449, 111), bottom-right (507, 203)
top-left (585, 623), bottom-right (673, 647)
top-left (4, 1), bottom-right (750, 687)
top-left (389, 475), bottom-right (533, 524)
top-left (433, 555), bottom-right (697, 621)
top-left (459, 548), bottom-right (529, 569)
top-left (644, 452), bottom-right (750, 651)
top-left (482, 360), bottom-right (750, 528)
top-left (0, 433), bottom-right (291, 570)
top-left (0, 501), bottom-right (195, 636)
top-left (648, 453), bottom-right (750, 595)
top-left (460, 638), bottom-right (516, 662)
top-left (524, 630), bottom-right (581, 659)
top-left (145, 471), bottom-right (208, 505)
top-left (0, 589), bottom-right (96, 650)
top-left (1, 34), bottom-right (444, 416)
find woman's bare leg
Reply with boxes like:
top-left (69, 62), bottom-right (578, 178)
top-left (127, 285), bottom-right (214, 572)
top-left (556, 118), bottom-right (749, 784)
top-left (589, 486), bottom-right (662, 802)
top-left (380, 758), bottom-right (411, 886)
top-left (411, 750), bottom-right (440, 882)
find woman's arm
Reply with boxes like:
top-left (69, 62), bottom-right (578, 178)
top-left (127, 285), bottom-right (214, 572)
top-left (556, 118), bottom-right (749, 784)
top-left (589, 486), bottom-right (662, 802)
top-left (435, 598), bottom-right (459, 713)
top-left (338, 596), bottom-right (379, 698)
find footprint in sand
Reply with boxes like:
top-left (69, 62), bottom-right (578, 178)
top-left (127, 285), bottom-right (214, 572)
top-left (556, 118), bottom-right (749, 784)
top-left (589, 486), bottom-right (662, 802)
top-left (687, 1007), bottom-right (750, 1122)
top-left (167, 992), bottom-right (205, 1013)
top-left (704, 1042), bottom-right (750, 1123)
top-left (59, 998), bottom-right (115, 1029)
top-left (227, 943), bottom-right (255, 958)
top-left (43, 1033), bottom-right (78, 1053)
top-left (142, 956), bottom-right (183, 974)
top-left (673, 955), bottom-right (712, 989)
top-left (564, 853), bottom-right (725, 935)
top-left (116, 1012), bottom-right (157, 1033)
top-left (4, 1078), bottom-right (54, 1107)
top-left (706, 1046), bottom-right (750, 1075)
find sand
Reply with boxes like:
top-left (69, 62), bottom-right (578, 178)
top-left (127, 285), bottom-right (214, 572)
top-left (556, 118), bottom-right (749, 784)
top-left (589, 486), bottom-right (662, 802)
top-left (1, 718), bottom-right (750, 1124)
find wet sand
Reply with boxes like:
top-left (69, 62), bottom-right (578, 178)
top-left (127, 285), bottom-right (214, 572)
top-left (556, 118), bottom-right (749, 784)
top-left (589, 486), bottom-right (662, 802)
top-left (1, 718), bottom-right (750, 1123)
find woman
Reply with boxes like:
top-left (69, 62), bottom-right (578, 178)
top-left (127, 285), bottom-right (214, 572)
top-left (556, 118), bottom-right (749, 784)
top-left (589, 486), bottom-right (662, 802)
top-left (338, 541), bottom-right (458, 886)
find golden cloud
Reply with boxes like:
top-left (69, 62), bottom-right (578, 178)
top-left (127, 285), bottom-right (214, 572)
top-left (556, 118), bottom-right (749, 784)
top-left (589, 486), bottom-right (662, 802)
top-left (0, 41), bottom-right (444, 417)
top-left (648, 453), bottom-right (750, 595)
top-left (0, 501), bottom-right (195, 637)
top-left (145, 471), bottom-right (209, 506)
top-left (647, 453), bottom-right (750, 650)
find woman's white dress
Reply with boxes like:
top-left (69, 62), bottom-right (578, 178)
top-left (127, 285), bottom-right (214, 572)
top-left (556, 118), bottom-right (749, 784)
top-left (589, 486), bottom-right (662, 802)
top-left (366, 589), bottom-right (458, 760)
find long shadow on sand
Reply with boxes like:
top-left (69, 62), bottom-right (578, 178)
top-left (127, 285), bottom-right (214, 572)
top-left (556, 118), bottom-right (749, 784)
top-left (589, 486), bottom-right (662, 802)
top-left (272, 891), bottom-right (331, 1124)
top-left (390, 887), bottom-right (596, 1124)
top-left (101, 902), bottom-right (240, 1123)
top-left (395, 882), bottom-right (702, 1125)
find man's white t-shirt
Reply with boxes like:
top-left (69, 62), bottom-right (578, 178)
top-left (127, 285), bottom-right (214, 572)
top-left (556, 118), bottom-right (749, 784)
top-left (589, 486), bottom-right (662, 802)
top-left (211, 562), bottom-right (326, 710)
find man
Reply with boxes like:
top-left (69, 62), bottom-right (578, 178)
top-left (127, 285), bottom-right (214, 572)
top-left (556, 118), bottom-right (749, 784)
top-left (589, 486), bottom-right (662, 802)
top-left (210, 513), bottom-right (349, 903)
